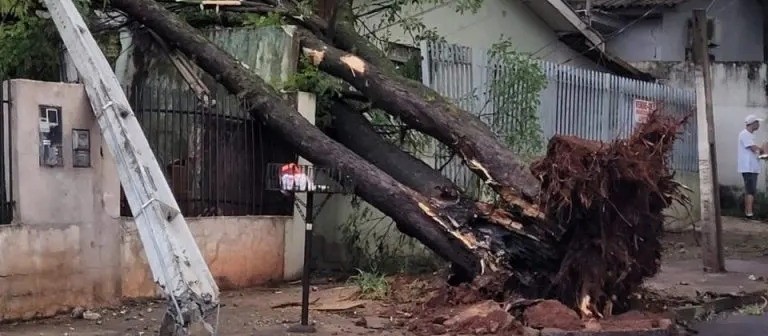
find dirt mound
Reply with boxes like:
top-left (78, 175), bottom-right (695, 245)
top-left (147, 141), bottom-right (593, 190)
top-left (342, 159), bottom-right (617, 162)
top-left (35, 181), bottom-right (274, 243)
top-left (424, 283), bottom-right (485, 307)
top-left (409, 300), bottom-right (525, 335)
top-left (530, 111), bottom-right (690, 317)
top-left (522, 300), bottom-right (583, 330)
top-left (406, 293), bottom-right (675, 336)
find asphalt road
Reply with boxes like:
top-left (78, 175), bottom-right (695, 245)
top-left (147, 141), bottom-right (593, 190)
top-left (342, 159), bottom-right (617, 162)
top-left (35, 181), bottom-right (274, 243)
top-left (693, 313), bottom-right (768, 336)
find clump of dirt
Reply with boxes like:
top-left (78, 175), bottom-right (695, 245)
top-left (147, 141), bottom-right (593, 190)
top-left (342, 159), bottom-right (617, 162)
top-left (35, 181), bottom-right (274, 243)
top-left (409, 300), bottom-right (524, 335)
top-left (423, 282), bottom-right (488, 308)
top-left (530, 111), bottom-right (690, 317)
top-left (386, 274), bottom-right (444, 305)
top-left (401, 276), bottom-right (677, 336)
top-left (522, 300), bottom-right (583, 330)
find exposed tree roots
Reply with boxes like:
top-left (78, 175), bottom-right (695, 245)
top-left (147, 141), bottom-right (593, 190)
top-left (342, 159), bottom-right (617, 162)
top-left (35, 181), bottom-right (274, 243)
top-left (527, 111), bottom-right (690, 317)
top-left (111, 0), bottom-right (690, 319)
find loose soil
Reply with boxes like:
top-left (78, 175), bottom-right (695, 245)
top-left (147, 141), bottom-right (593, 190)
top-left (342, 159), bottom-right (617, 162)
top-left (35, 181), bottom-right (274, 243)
top-left (662, 216), bottom-right (768, 262)
top-left (3, 217), bottom-right (764, 335)
top-left (0, 274), bottom-right (673, 336)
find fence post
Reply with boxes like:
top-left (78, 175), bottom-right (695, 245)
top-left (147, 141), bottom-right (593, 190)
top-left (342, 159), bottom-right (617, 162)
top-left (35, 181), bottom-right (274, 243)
top-left (471, 45), bottom-right (486, 124)
top-left (600, 72), bottom-right (611, 141)
top-left (420, 41), bottom-right (431, 89)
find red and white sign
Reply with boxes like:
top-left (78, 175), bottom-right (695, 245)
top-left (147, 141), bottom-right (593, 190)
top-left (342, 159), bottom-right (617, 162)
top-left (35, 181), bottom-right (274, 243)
top-left (633, 99), bottom-right (657, 124)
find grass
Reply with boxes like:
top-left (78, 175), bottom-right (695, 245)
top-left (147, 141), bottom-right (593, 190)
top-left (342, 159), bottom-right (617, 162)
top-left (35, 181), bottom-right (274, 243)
top-left (347, 268), bottom-right (390, 300)
top-left (737, 298), bottom-right (768, 316)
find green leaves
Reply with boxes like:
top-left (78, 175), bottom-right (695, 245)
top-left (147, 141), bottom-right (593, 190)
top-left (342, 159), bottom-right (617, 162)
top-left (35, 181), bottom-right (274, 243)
top-left (242, 11), bottom-right (284, 27)
top-left (487, 37), bottom-right (547, 162)
top-left (0, 0), bottom-right (94, 80)
top-left (0, 15), bottom-right (61, 80)
top-left (0, 0), bottom-right (35, 18)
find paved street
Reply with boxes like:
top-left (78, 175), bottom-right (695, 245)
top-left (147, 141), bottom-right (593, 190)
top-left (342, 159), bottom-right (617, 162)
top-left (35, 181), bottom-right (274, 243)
top-left (693, 313), bottom-right (768, 336)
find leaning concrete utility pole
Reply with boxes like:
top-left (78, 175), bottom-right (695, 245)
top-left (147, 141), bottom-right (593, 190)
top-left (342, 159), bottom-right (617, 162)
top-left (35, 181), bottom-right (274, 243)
top-left (42, 0), bottom-right (220, 333)
top-left (692, 8), bottom-right (725, 272)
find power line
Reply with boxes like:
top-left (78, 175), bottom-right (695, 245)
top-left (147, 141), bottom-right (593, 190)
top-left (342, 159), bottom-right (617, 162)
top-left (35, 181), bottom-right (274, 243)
top-left (706, 0), bottom-right (719, 12)
top-left (560, 4), bottom-right (661, 65)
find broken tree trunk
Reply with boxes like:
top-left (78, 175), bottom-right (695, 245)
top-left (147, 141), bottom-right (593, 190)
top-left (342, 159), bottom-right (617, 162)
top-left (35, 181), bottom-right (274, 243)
top-left (330, 101), bottom-right (559, 282)
top-left (297, 34), bottom-right (552, 223)
top-left (111, 0), bottom-right (544, 279)
top-left (205, 2), bottom-right (562, 243)
top-left (112, 0), bottom-right (689, 317)
top-left (217, 1), bottom-right (553, 228)
top-left (183, 0), bottom-right (565, 244)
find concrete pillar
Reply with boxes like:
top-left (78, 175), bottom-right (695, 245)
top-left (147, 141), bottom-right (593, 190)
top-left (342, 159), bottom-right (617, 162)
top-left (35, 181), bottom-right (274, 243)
top-left (283, 91), bottom-right (316, 280)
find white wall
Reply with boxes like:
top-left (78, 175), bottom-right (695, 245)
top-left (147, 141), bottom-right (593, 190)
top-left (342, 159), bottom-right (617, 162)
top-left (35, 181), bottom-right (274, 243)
top-left (606, 0), bottom-right (764, 63)
top-left (357, 0), bottom-right (601, 67)
top-left (634, 62), bottom-right (768, 188)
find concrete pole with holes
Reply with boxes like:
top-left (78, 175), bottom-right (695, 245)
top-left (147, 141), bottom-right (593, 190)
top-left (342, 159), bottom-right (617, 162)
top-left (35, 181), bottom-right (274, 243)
top-left (42, 0), bottom-right (220, 333)
top-left (692, 8), bottom-right (725, 273)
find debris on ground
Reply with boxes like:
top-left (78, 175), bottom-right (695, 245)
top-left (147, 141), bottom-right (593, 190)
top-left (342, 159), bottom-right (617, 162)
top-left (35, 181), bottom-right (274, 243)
top-left (405, 275), bottom-right (679, 335)
top-left (270, 286), bottom-right (369, 311)
top-left (522, 300), bottom-right (583, 330)
top-left (81, 311), bottom-right (102, 321)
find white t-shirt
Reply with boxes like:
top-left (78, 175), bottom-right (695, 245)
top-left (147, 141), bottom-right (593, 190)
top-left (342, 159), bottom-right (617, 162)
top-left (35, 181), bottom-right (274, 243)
top-left (738, 129), bottom-right (761, 173)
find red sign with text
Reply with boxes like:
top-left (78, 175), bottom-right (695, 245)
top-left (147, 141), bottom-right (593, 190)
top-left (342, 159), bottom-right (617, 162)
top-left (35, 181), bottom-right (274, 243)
top-left (634, 99), bottom-right (657, 124)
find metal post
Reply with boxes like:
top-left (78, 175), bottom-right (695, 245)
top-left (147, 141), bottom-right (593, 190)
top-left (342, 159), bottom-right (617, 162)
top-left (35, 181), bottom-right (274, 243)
top-left (288, 190), bottom-right (316, 333)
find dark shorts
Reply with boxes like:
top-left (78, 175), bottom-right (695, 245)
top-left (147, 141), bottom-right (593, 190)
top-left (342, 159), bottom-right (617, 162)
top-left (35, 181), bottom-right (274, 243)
top-left (743, 172), bottom-right (759, 195)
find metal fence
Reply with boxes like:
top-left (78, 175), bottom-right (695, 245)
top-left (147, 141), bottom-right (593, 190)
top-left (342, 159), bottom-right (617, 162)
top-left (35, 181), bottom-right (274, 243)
top-left (0, 81), bottom-right (14, 224)
top-left (420, 41), bottom-right (697, 195)
top-left (122, 84), bottom-right (296, 217)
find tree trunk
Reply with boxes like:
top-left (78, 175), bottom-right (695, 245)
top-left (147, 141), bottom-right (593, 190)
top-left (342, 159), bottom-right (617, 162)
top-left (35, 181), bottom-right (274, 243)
top-left (298, 33), bottom-right (546, 214)
top-left (330, 101), bottom-right (560, 283)
top-left (236, 2), bottom-right (550, 223)
top-left (112, 0), bottom-right (500, 277)
top-left (109, 0), bottom-right (688, 317)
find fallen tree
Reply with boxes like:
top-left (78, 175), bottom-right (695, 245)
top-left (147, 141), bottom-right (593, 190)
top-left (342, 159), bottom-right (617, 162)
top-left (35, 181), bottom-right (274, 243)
top-left (109, 0), bottom-right (688, 317)
top-left (530, 115), bottom-right (689, 316)
top-left (110, 0), bottom-right (553, 284)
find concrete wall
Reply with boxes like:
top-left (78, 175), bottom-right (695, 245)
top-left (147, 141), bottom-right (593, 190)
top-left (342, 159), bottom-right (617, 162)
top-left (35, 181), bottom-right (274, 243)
top-left (120, 216), bottom-right (288, 298)
top-left (634, 62), bottom-right (768, 190)
top-left (0, 80), bottom-right (293, 321)
top-left (0, 79), bottom-right (122, 320)
top-left (357, 0), bottom-right (601, 68)
top-left (606, 0), bottom-right (764, 62)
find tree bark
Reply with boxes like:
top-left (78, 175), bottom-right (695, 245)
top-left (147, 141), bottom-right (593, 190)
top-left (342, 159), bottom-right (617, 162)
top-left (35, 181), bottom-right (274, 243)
top-left (213, 1), bottom-right (554, 234)
top-left (330, 100), bottom-right (475, 223)
top-left (330, 101), bottom-right (560, 281)
top-left (112, 0), bottom-right (492, 276)
top-left (298, 33), bottom-right (543, 210)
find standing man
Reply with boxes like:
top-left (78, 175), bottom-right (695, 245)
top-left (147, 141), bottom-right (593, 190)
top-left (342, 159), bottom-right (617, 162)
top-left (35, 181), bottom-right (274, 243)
top-left (738, 114), bottom-right (764, 219)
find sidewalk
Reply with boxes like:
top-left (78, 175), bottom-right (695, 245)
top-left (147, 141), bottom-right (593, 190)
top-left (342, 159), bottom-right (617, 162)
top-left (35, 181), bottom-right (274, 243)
top-left (645, 257), bottom-right (768, 323)
top-left (648, 258), bottom-right (768, 299)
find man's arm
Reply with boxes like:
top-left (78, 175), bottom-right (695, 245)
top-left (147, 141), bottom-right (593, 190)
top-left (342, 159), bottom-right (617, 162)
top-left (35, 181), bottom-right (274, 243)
top-left (742, 132), bottom-right (763, 154)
